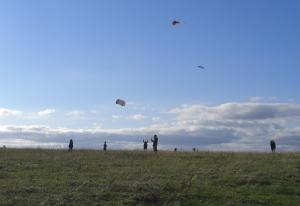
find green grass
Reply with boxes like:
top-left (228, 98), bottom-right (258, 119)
top-left (0, 149), bottom-right (300, 206)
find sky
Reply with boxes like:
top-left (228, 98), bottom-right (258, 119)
top-left (0, 0), bottom-right (299, 151)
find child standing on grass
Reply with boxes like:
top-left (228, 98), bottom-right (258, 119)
top-left (143, 139), bottom-right (148, 151)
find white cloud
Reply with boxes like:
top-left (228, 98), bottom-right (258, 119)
top-left (0, 138), bottom-right (65, 149)
top-left (249, 97), bottom-right (264, 102)
top-left (112, 115), bottom-right (122, 119)
top-left (170, 103), bottom-right (300, 121)
top-left (37, 109), bottom-right (56, 117)
top-left (166, 102), bottom-right (300, 150)
top-left (249, 96), bottom-right (277, 102)
top-left (67, 110), bottom-right (84, 118)
top-left (91, 110), bottom-right (98, 114)
top-left (128, 114), bottom-right (147, 120)
top-left (151, 117), bottom-right (161, 122)
top-left (0, 108), bottom-right (23, 117)
top-left (269, 96), bottom-right (278, 101)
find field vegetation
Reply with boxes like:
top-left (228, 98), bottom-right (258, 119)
top-left (0, 149), bottom-right (300, 205)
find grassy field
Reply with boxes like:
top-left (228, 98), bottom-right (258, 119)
top-left (0, 149), bottom-right (300, 206)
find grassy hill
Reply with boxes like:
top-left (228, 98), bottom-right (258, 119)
top-left (0, 149), bottom-right (300, 206)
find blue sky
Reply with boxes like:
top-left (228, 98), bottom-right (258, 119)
top-left (0, 0), bottom-right (300, 150)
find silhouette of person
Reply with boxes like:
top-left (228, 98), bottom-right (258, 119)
top-left (270, 140), bottom-right (276, 153)
top-left (103, 141), bottom-right (107, 151)
top-left (68, 139), bottom-right (73, 152)
top-left (174, 148), bottom-right (177, 152)
top-left (151, 134), bottom-right (158, 152)
top-left (193, 148), bottom-right (196, 152)
top-left (143, 139), bottom-right (148, 151)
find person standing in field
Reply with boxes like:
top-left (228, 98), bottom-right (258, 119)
top-left (143, 139), bottom-right (148, 151)
top-left (270, 140), bottom-right (276, 153)
top-left (68, 139), bottom-right (73, 152)
top-left (151, 134), bottom-right (158, 152)
top-left (103, 141), bottom-right (107, 151)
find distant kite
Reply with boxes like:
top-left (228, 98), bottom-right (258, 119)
top-left (197, 65), bottom-right (205, 69)
top-left (116, 99), bottom-right (126, 106)
top-left (172, 20), bottom-right (180, 26)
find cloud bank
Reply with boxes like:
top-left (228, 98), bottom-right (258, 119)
top-left (0, 102), bottom-right (300, 151)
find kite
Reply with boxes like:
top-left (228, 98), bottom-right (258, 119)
top-left (116, 99), bottom-right (126, 106)
top-left (172, 20), bottom-right (180, 26)
top-left (197, 65), bottom-right (205, 69)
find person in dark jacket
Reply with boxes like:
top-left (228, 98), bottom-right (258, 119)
top-left (151, 135), bottom-right (158, 152)
top-left (143, 139), bottom-right (148, 151)
top-left (68, 139), bottom-right (73, 152)
top-left (103, 141), bottom-right (107, 151)
top-left (270, 140), bottom-right (276, 153)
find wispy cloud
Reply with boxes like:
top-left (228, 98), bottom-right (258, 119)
top-left (112, 115), bottom-right (122, 119)
top-left (0, 108), bottom-right (23, 117)
top-left (67, 110), bottom-right (84, 118)
top-left (249, 97), bottom-right (264, 102)
top-left (37, 109), bottom-right (56, 117)
top-left (128, 114), bottom-right (147, 121)
top-left (170, 102), bottom-right (300, 121)
top-left (151, 117), bottom-right (161, 122)
top-left (249, 96), bottom-right (277, 102)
